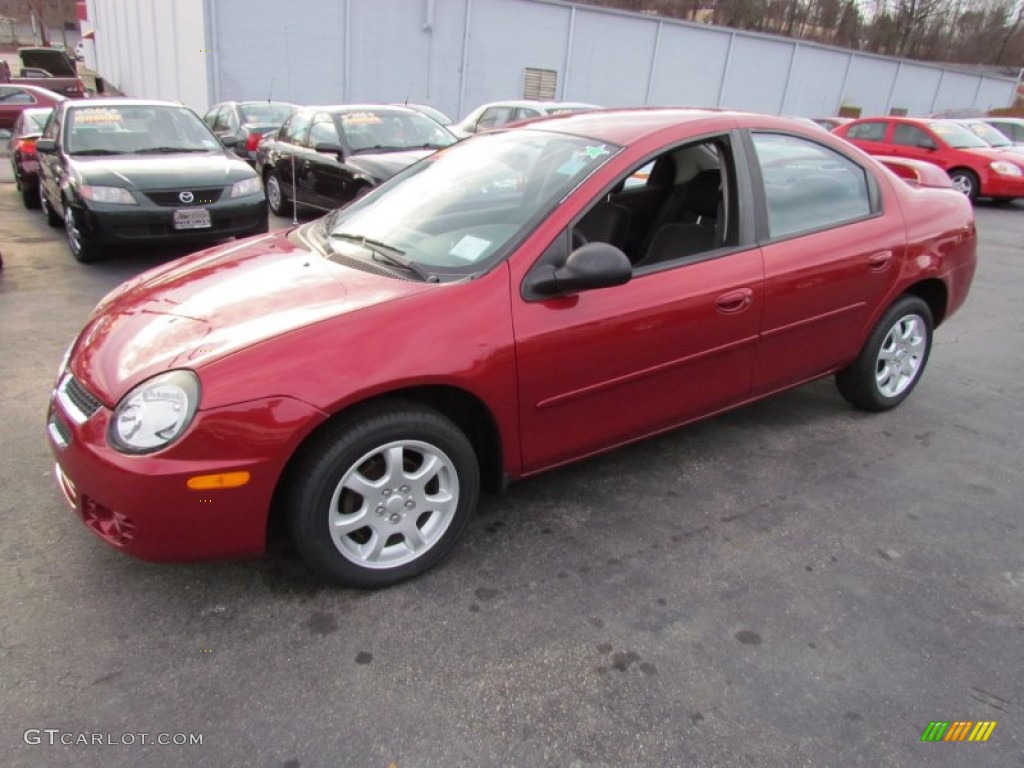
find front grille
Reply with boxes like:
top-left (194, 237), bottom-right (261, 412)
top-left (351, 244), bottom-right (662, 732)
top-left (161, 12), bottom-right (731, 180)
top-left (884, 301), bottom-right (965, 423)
top-left (49, 413), bottom-right (72, 446)
top-left (144, 188), bottom-right (224, 207)
top-left (65, 376), bottom-right (102, 419)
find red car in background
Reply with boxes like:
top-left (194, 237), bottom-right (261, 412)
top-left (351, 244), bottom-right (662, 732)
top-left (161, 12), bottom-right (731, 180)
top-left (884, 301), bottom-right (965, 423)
top-left (834, 116), bottom-right (1024, 202)
top-left (48, 110), bottom-right (976, 587)
top-left (0, 82), bottom-right (66, 132)
top-left (7, 106), bottom-right (54, 208)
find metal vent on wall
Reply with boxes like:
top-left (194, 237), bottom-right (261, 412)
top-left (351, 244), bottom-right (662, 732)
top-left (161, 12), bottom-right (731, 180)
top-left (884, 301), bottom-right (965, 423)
top-left (523, 68), bottom-right (557, 100)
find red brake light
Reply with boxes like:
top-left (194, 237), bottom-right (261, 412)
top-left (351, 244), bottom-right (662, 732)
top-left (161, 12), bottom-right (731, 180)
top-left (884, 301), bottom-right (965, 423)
top-left (245, 132), bottom-right (263, 152)
top-left (15, 138), bottom-right (37, 154)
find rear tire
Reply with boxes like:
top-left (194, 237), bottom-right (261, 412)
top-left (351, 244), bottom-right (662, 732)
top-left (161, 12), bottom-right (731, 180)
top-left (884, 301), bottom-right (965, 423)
top-left (836, 295), bottom-right (933, 412)
top-left (285, 401), bottom-right (480, 588)
top-left (21, 182), bottom-right (40, 210)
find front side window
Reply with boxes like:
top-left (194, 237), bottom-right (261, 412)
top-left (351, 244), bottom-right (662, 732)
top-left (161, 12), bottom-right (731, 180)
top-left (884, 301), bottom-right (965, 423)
top-left (323, 130), bottom-right (620, 273)
top-left (892, 124), bottom-right (932, 147)
top-left (309, 114), bottom-right (339, 146)
top-left (752, 133), bottom-right (873, 240)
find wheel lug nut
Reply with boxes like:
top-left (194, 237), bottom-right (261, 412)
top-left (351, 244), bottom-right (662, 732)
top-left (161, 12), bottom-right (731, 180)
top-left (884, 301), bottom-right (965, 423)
top-left (405, 500), bottom-right (415, 509)
top-left (390, 513), bottom-right (401, 523)
top-left (400, 485), bottom-right (410, 493)
top-left (376, 506), bottom-right (385, 516)
top-left (382, 489), bottom-right (391, 497)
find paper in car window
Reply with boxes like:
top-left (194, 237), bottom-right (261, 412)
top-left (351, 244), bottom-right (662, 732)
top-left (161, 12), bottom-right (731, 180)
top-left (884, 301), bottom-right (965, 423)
top-left (74, 108), bottom-right (123, 125)
top-left (557, 144), bottom-right (612, 176)
top-left (341, 113), bottom-right (383, 126)
top-left (449, 235), bottom-right (491, 262)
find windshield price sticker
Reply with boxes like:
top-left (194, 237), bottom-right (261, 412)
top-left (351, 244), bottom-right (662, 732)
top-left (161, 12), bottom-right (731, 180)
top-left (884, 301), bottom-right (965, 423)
top-left (74, 109), bottom-right (123, 125)
top-left (342, 113), bottom-right (383, 126)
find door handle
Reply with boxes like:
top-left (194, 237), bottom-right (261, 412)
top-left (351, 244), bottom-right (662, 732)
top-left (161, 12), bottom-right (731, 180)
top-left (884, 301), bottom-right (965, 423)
top-left (716, 288), bottom-right (753, 313)
top-left (867, 251), bottom-right (893, 271)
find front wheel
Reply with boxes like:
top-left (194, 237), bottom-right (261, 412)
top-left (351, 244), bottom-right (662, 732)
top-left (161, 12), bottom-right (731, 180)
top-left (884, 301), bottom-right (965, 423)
top-left (64, 203), bottom-right (101, 263)
top-left (836, 295), bottom-right (933, 412)
top-left (264, 170), bottom-right (292, 216)
top-left (948, 169), bottom-right (979, 203)
top-left (41, 185), bottom-right (61, 226)
top-left (285, 402), bottom-right (480, 587)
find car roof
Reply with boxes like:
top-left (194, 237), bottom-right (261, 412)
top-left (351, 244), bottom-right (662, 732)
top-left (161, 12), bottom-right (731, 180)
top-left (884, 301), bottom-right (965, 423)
top-left (62, 98), bottom-right (192, 109)
top-left (4, 83), bottom-right (67, 100)
top-left (980, 116), bottom-right (1024, 124)
top-left (516, 106), bottom-right (753, 145)
top-left (303, 104), bottom-right (425, 116)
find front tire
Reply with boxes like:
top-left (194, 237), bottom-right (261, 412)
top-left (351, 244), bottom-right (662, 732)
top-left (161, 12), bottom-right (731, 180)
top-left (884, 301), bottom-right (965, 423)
top-left (948, 169), bottom-right (979, 203)
top-left (264, 169), bottom-right (292, 216)
top-left (41, 185), bottom-right (61, 226)
top-left (836, 295), bottom-right (933, 412)
top-left (64, 202), bottom-right (101, 263)
top-left (285, 401), bottom-right (480, 587)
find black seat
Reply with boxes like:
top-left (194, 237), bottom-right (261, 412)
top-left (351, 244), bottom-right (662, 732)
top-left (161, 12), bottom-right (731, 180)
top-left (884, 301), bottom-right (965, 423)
top-left (575, 180), bottom-right (631, 250)
top-left (634, 223), bottom-right (718, 268)
top-left (637, 169), bottom-right (721, 257)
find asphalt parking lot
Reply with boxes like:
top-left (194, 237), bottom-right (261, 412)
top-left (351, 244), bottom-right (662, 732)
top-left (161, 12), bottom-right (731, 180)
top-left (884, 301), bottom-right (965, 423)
top-left (1, 162), bottom-right (1022, 767)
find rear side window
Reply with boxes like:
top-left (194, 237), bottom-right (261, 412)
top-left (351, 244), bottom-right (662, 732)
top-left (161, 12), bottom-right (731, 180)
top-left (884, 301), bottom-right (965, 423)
top-left (846, 122), bottom-right (887, 142)
top-left (752, 133), bottom-right (873, 240)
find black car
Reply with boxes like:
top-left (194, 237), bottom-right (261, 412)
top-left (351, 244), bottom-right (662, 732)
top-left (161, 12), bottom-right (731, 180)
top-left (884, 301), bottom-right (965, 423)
top-left (203, 100), bottom-right (298, 165)
top-left (36, 99), bottom-right (268, 263)
top-left (7, 106), bottom-right (53, 208)
top-left (257, 104), bottom-right (456, 216)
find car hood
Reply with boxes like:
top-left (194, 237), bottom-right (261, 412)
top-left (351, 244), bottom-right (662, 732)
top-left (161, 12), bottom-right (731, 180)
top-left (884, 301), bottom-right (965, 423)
top-left (72, 152), bottom-right (256, 188)
top-left (345, 148), bottom-right (434, 181)
top-left (961, 146), bottom-right (1023, 163)
top-left (70, 228), bottom-right (433, 404)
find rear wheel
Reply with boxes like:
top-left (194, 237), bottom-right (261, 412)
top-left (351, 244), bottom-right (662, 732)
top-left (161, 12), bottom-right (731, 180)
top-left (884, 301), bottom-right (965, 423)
top-left (836, 295), bottom-right (933, 412)
top-left (20, 182), bottom-right (40, 210)
top-left (264, 169), bottom-right (292, 216)
top-left (948, 169), bottom-right (979, 203)
top-left (285, 401), bottom-right (480, 587)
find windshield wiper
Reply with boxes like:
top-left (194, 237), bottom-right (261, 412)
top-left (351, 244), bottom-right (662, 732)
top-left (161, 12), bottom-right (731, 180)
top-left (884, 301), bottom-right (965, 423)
top-left (133, 146), bottom-right (210, 154)
top-left (70, 148), bottom-right (127, 156)
top-left (330, 232), bottom-right (437, 282)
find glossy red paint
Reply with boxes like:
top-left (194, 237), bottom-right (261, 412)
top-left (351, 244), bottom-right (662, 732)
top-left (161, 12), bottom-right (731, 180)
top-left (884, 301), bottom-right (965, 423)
top-left (49, 109), bottom-right (977, 565)
top-left (834, 116), bottom-right (1024, 200)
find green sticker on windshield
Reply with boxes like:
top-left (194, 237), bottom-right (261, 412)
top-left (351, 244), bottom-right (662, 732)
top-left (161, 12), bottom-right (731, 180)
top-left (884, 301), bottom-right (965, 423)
top-left (584, 145), bottom-right (610, 159)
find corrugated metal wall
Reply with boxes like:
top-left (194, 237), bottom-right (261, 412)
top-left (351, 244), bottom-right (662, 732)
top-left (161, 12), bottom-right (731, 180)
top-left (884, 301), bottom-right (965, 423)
top-left (88, 0), bottom-right (1017, 121)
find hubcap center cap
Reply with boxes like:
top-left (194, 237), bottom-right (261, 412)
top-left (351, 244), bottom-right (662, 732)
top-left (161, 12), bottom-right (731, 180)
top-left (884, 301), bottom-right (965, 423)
top-left (384, 494), bottom-right (406, 520)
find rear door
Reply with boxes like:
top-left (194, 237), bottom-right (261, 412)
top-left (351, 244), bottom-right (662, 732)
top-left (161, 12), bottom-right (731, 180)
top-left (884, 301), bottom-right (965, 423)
top-left (746, 131), bottom-right (904, 394)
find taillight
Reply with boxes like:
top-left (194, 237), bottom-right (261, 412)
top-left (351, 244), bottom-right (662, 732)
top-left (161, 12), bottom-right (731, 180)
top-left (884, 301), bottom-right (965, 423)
top-left (245, 132), bottom-right (263, 152)
top-left (14, 138), bottom-right (37, 155)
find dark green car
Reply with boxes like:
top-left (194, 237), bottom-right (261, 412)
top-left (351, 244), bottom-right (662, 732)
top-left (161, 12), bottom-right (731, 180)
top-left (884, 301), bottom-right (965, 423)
top-left (36, 98), bottom-right (268, 263)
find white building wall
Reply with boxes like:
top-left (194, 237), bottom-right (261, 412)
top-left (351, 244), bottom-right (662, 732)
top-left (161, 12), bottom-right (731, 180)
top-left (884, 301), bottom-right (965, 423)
top-left (85, 0), bottom-right (1016, 122)
top-left (88, 0), bottom-right (209, 112)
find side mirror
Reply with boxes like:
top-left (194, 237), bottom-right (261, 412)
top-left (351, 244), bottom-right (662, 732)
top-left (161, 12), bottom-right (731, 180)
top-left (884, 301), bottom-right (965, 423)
top-left (918, 138), bottom-right (937, 151)
top-left (35, 138), bottom-right (57, 153)
top-left (532, 242), bottom-right (632, 296)
top-left (220, 135), bottom-right (240, 148)
top-left (315, 142), bottom-right (344, 160)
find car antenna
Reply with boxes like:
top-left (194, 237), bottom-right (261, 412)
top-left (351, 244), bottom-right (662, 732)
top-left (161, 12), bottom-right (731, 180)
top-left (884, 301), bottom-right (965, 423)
top-left (267, 77), bottom-right (274, 104)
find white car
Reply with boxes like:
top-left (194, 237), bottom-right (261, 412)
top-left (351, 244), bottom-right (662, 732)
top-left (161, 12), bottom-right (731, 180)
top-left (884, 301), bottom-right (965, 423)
top-left (451, 100), bottom-right (600, 138)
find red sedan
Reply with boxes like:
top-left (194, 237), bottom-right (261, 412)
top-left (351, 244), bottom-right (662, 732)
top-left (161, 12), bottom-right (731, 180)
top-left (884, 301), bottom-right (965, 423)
top-left (834, 116), bottom-right (1024, 202)
top-left (0, 83), bottom-right (65, 132)
top-left (48, 109), bottom-right (977, 586)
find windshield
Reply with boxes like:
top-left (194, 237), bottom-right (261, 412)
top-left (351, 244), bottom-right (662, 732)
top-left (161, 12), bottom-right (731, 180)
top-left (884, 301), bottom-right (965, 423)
top-left (239, 102), bottom-right (296, 125)
top-left (65, 105), bottom-right (223, 155)
top-left (929, 122), bottom-right (989, 149)
top-left (963, 121), bottom-right (1012, 147)
top-left (338, 110), bottom-right (457, 153)
top-left (324, 130), bottom-right (621, 273)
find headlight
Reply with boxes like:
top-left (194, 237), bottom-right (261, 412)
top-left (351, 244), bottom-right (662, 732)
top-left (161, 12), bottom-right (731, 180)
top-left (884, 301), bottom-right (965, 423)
top-left (230, 177), bottom-right (263, 198)
top-left (989, 161), bottom-right (1022, 176)
top-left (80, 185), bottom-right (138, 204)
top-left (109, 370), bottom-right (200, 454)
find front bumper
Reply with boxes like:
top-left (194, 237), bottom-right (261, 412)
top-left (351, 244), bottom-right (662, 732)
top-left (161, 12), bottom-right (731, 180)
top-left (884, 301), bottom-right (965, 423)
top-left (72, 193), bottom-right (268, 247)
top-left (47, 373), bottom-right (324, 562)
top-left (980, 172), bottom-right (1024, 199)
